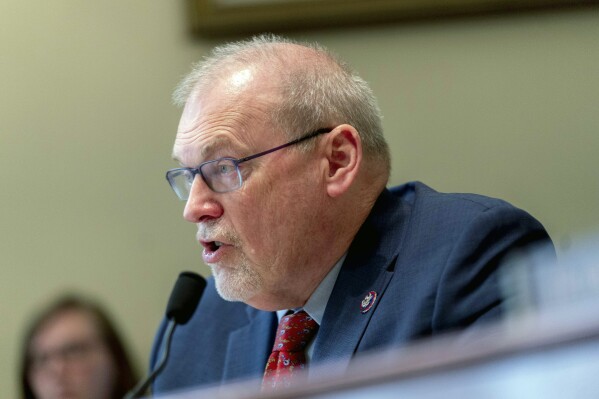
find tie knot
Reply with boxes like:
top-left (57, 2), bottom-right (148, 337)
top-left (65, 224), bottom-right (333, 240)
top-left (272, 311), bottom-right (318, 353)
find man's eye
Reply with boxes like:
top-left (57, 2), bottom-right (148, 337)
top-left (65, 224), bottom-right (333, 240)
top-left (216, 162), bottom-right (236, 174)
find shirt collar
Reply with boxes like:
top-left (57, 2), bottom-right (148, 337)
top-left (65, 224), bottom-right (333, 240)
top-left (276, 253), bottom-right (347, 324)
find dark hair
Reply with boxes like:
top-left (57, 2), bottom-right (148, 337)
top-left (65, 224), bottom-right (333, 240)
top-left (20, 295), bottom-right (138, 399)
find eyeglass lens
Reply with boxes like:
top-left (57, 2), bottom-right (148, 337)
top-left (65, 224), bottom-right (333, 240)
top-left (200, 159), bottom-right (242, 193)
top-left (167, 158), bottom-right (243, 200)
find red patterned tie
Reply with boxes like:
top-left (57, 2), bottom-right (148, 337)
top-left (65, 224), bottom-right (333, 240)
top-left (262, 310), bottom-right (319, 390)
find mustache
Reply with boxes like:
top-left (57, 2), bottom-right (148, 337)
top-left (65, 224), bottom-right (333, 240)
top-left (197, 220), bottom-right (241, 246)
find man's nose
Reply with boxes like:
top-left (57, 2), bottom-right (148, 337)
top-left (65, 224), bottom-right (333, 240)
top-left (183, 175), bottom-right (224, 223)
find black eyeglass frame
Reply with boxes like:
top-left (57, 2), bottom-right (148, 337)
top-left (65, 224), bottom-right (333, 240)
top-left (166, 127), bottom-right (332, 198)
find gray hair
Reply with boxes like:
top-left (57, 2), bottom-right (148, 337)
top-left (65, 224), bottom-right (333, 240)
top-left (173, 34), bottom-right (390, 172)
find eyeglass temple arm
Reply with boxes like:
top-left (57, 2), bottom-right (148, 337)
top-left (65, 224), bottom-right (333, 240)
top-left (235, 128), bottom-right (332, 164)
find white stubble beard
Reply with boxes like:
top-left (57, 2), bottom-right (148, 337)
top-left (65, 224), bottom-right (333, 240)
top-left (200, 221), bottom-right (263, 303)
top-left (211, 250), bottom-right (262, 303)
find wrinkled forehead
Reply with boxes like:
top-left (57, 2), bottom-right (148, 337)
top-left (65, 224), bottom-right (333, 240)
top-left (174, 75), bottom-right (282, 163)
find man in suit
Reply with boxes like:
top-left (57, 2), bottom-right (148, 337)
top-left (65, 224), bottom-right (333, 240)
top-left (152, 34), bottom-right (552, 394)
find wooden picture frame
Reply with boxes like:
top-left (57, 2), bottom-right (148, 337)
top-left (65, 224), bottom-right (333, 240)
top-left (187, 0), bottom-right (595, 37)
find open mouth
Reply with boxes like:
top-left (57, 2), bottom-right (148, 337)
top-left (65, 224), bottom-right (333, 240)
top-left (205, 241), bottom-right (224, 252)
top-left (201, 239), bottom-right (228, 263)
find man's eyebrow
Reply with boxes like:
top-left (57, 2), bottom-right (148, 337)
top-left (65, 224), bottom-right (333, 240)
top-left (171, 136), bottom-right (238, 166)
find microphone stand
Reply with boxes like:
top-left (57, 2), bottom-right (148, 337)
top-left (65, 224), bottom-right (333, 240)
top-left (123, 271), bottom-right (205, 399)
top-left (123, 319), bottom-right (176, 399)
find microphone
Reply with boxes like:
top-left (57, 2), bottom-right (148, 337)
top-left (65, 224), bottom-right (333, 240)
top-left (124, 271), bottom-right (206, 399)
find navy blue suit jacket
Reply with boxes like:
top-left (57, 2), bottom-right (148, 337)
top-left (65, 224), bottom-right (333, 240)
top-left (151, 182), bottom-right (552, 394)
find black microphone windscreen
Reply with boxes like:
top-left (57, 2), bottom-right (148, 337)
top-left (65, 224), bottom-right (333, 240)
top-left (165, 271), bottom-right (206, 325)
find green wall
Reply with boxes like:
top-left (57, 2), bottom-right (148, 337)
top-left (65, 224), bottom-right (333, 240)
top-left (1, 1), bottom-right (598, 397)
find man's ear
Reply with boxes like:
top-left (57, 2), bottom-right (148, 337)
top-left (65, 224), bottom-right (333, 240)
top-left (324, 124), bottom-right (362, 198)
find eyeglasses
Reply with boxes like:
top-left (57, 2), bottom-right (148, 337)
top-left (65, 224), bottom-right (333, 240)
top-left (166, 128), bottom-right (331, 200)
top-left (29, 339), bottom-right (102, 374)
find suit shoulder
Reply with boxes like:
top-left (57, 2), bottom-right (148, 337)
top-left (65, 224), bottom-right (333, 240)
top-left (387, 181), bottom-right (549, 241)
top-left (390, 181), bottom-right (526, 216)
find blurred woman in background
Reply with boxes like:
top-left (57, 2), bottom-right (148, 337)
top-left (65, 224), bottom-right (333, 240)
top-left (20, 295), bottom-right (138, 399)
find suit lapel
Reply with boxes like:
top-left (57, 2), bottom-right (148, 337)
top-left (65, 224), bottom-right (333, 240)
top-left (222, 307), bottom-right (277, 384)
top-left (311, 259), bottom-right (395, 375)
top-left (311, 188), bottom-right (411, 375)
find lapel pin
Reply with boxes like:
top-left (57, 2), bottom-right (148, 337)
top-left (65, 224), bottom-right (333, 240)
top-left (360, 291), bottom-right (377, 314)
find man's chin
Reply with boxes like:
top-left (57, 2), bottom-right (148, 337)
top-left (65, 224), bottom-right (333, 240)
top-left (213, 273), bottom-right (261, 303)
top-left (213, 274), bottom-right (245, 301)
top-left (214, 282), bottom-right (250, 303)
